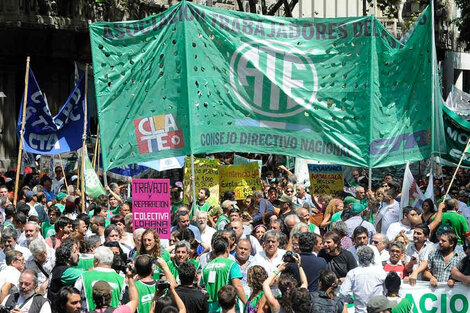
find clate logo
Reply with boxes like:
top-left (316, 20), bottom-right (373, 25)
top-left (134, 114), bottom-right (184, 154)
top-left (230, 40), bottom-right (318, 118)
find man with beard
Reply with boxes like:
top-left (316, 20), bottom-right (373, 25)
top-left (252, 230), bottom-right (286, 275)
top-left (196, 211), bottom-right (216, 244)
top-left (56, 287), bottom-right (81, 313)
top-left (318, 231), bottom-right (357, 281)
top-left (48, 238), bottom-right (84, 309)
top-left (406, 224), bottom-right (435, 285)
top-left (348, 226), bottom-right (381, 266)
top-left (1, 269), bottom-right (51, 313)
top-left (45, 216), bottom-right (73, 249)
top-left (89, 215), bottom-right (106, 243)
top-left (423, 231), bottom-right (464, 287)
top-left (185, 179), bottom-right (212, 217)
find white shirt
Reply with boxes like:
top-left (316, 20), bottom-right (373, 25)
top-left (1, 293), bottom-right (51, 313)
top-left (251, 248), bottom-right (286, 275)
top-left (379, 249), bottom-right (390, 263)
top-left (51, 177), bottom-right (65, 194)
top-left (386, 221), bottom-right (413, 242)
top-left (405, 240), bottom-right (435, 275)
top-left (348, 244), bottom-right (382, 267)
top-left (340, 264), bottom-right (386, 313)
top-left (25, 253), bottom-right (55, 285)
top-left (375, 201), bottom-right (400, 234)
top-left (0, 266), bottom-right (21, 295)
top-left (199, 225), bottom-right (216, 245)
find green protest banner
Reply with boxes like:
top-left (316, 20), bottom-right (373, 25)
top-left (438, 105), bottom-right (470, 167)
top-left (90, 3), bottom-right (437, 170)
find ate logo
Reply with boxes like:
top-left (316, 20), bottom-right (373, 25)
top-left (230, 40), bottom-right (318, 118)
top-left (134, 113), bottom-right (184, 154)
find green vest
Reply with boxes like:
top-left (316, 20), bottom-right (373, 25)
top-left (75, 254), bottom-right (94, 271)
top-left (82, 269), bottom-right (125, 311)
top-left (308, 223), bottom-right (317, 233)
top-left (135, 280), bottom-right (156, 313)
top-left (202, 257), bottom-right (236, 310)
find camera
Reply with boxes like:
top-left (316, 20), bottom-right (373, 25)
top-left (282, 251), bottom-right (297, 263)
top-left (0, 305), bottom-right (14, 313)
top-left (156, 279), bottom-right (170, 290)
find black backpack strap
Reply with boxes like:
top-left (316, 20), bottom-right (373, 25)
top-left (5, 293), bottom-right (20, 308)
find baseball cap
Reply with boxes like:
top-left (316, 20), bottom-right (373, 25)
top-left (351, 203), bottom-right (366, 214)
top-left (25, 190), bottom-right (36, 201)
top-left (367, 296), bottom-right (395, 313)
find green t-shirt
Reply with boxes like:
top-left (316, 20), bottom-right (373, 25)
top-left (42, 221), bottom-right (55, 238)
top-left (56, 204), bottom-right (65, 213)
top-left (440, 211), bottom-right (469, 246)
top-left (308, 223), bottom-right (318, 233)
top-left (136, 280), bottom-right (156, 313)
top-left (331, 211), bottom-right (343, 224)
top-left (216, 215), bottom-right (230, 231)
top-left (82, 269), bottom-right (125, 310)
top-left (201, 257), bottom-right (243, 312)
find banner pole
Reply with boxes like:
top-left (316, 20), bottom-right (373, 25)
top-left (58, 154), bottom-right (70, 195)
top-left (445, 137), bottom-right (470, 197)
top-left (190, 154), bottom-right (197, 217)
top-left (95, 138), bottom-right (101, 172)
top-left (92, 124), bottom-right (100, 169)
top-left (103, 170), bottom-right (108, 187)
top-left (14, 56), bottom-right (31, 206)
top-left (80, 64), bottom-right (89, 213)
top-left (368, 167), bottom-right (372, 191)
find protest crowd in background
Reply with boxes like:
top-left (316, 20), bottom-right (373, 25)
top-left (2, 155), bottom-right (470, 313)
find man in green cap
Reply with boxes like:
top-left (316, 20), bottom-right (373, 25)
top-left (345, 203), bottom-right (376, 238)
top-left (56, 192), bottom-right (68, 213)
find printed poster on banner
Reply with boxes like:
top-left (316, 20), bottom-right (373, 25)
top-left (132, 179), bottom-right (171, 239)
top-left (220, 162), bottom-right (261, 200)
top-left (183, 157), bottom-right (219, 207)
top-left (308, 164), bottom-right (344, 195)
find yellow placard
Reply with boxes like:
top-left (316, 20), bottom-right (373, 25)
top-left (184, 157), bottom-right (220, 207)
top-left (308, 164), bottom-right (344, 195)
top-left (220, 162), bottom-right (261, 200)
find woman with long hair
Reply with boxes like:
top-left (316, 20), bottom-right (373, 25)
top-left (421, 198), bottom-right (436, 224)
top-left (320, 198), bottom-right (344, 229)
top-left (140, 228), bottom-right (172, 279)
top-left (245, 265), bottom-right (268, 313)
top-left (110, 215), bottom-right (134, 251)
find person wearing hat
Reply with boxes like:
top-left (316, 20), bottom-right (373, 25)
top-left (367, 296), bottom-right (394, 313)
top-left (344, 203), bottom-right (376, 238)
top-left (25, 190), bottom-right (38, 214)
top-left (55, 192), bottom-right (68, 213)
top-left (278, 195), bottom-right (294, 223)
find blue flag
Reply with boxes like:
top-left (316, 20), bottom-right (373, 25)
top-left (17, 69), bottom-right (86, 154)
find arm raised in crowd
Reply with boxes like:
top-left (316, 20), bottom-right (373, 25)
top-left (155, 257), bottom-right (177, 287)
top-left (125, 270), bottom-right (139, 313)
top-left (428, 201), bottom-right (444, 233)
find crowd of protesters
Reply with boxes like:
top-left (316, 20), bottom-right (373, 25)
top-left (1, 159), bottom-right (470, 313)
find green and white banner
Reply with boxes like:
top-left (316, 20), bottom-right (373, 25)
top-left (90, 2), bottom-right (438, 171)
top-left (84, 154), bottom-right (106, 199)
top-left (439, 105), bottom-right (470, 167)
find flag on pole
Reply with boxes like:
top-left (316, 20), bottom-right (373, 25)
top-left (17, 69), bottom-right (86, 155)
top-left (401, 163), bottom-right (425, 213)
top-left (84, 153), bottom-right (106, 199)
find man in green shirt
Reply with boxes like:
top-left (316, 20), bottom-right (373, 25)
top-left (74, 246), bottom-right (125, 311)
top-left (440, 199), bottom-right (470, 246)
top-left (42, 205), bottom-right (61, 239)
top-left (168, 240), bottom-right (199, 283)
top-left (75, 235), bottom-right (101, 271)
top-left (185, 177), bottom-right (212, 217)
top-left (200, 236), bottom-right (246, 312)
